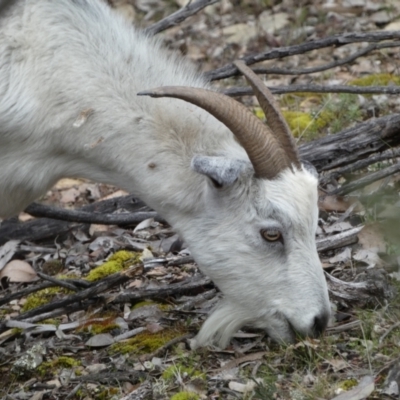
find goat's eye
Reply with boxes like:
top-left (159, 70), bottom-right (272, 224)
top-left (261, 229), bottom-right (282, 243)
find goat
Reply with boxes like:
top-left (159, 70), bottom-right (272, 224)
top-left (0, 0), bottom-right (330, 348)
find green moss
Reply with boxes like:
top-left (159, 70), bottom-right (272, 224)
top-left (132, 300), bottom-right (171, 311)
top-left (81, 319), bottom-right (120, 335)
top-left (95, 387), bottom-right (120, 400)
top-left (350, 73), bottom-right (400, 87)
top-left (338, 378), bottom-right (358, 391)
top-left (132, 300), bottom-right (156, 309)
top-left (281, 110), bottom-right (334, 138)
top-left (86, 250), bottom-right (141, 281)
top-left (22, 287), bottom-right (67, 312)
top-left (54, 356), bottom-right (81, 368)
top-left (281, 92), bottom-right (324, 107)
top-left (109, 328), bottom-right (185, 355)
top-left (37, 356), bottom-right (81, 377)
top-left (162, 365), bottom-right (206, 381)
top-left (170, 392), bottom-right (200, 400)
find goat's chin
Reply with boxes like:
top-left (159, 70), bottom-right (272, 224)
top-left (190, 302), bottom-right (296, 349)
top-left (190, 301), bottom-right (251, 349)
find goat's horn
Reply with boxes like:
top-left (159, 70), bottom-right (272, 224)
top-left (138, 86), bottom-right (290, 179)
top-left (233, 60), bottom-right (300, 169)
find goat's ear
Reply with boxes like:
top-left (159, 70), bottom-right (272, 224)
top-left (191, 156), bottom-right (248, 187)
top-left (301, 160), bottom-right (318, 178)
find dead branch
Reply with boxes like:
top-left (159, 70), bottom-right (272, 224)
top-left (24, 202), bottom-right (164, 225)
top-left (205, 31), bottom-right (400, 81)
top-left (36, 272), bottom-right (81, 292)
top-left (223, 84), bottom-right (400, 97)
top-left (316, 227), bottom-right (362, 252)
top-left (0, 279), bottom-right (90, 307)
top-left (145, 0), bottom-right (220, 36)
top-left (331, 162), bottom-right (400, 196)
top-left (299, 113), bottom-right (400, 172)
top-left (326, 268), bottom-right (393, 305)
top-left (321, 147), bottom-right (400, 186)
top-left (0, 194), bottom-right (150, 245)
top-left (250, 41), bottom-right (400, 77)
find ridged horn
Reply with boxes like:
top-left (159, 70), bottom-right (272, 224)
top-left (138, 86), bottom-right (290, 179)
top-left (233, 60), bottom-right (300, 169)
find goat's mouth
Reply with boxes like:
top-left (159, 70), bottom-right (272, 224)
top-left (262, 311), bottom-right (328, 344)
top-left (256, 312), bottom-right (297, 344)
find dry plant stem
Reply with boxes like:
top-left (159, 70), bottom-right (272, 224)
top-left (24, 202), bottom-right (163, 225)
top-left (205, 31), bottom-right (400, 81)
top-left (321, 147), bottom-right (400, 186)
top-left (223, 84), bottom-right (400, 97)
top-left (327, 320), bottom-right (361, 334)
top-left (331, 162), bottom-right (400, 196)
top-left (250, 41), bottom-right (400, 76)
top-left (144, 0), bottom-right (220, 36)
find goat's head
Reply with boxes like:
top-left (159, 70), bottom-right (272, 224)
top-left (138, 61), bottom-right (330, 348)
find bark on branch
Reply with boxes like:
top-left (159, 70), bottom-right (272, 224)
top-left (205, 31), bottom-right (400, 81)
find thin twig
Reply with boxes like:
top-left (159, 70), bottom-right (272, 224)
top-left (145, 0), bottom-right (220, 36)
top-left (205, 31), bottom-right (400, 81)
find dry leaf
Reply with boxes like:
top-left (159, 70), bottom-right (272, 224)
top-left (0, 260), bottom-right (38, 283)
top-left (331, 376), bottom-right (374, 400)
top-left (85, 333), bottom-right (115, 347)
top-left (229, 379), bottom-right (260, 393)
top-left (60, 187), bottom-right (80, 204)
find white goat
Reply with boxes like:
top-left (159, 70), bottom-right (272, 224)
top-left (0, 0), bottom-right (330, 348)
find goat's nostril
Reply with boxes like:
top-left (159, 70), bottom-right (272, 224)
top-left (313, 312), bottom-right (329, 336)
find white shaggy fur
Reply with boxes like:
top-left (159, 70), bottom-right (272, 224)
top-left (0, 0), bottom-right (330, 347)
